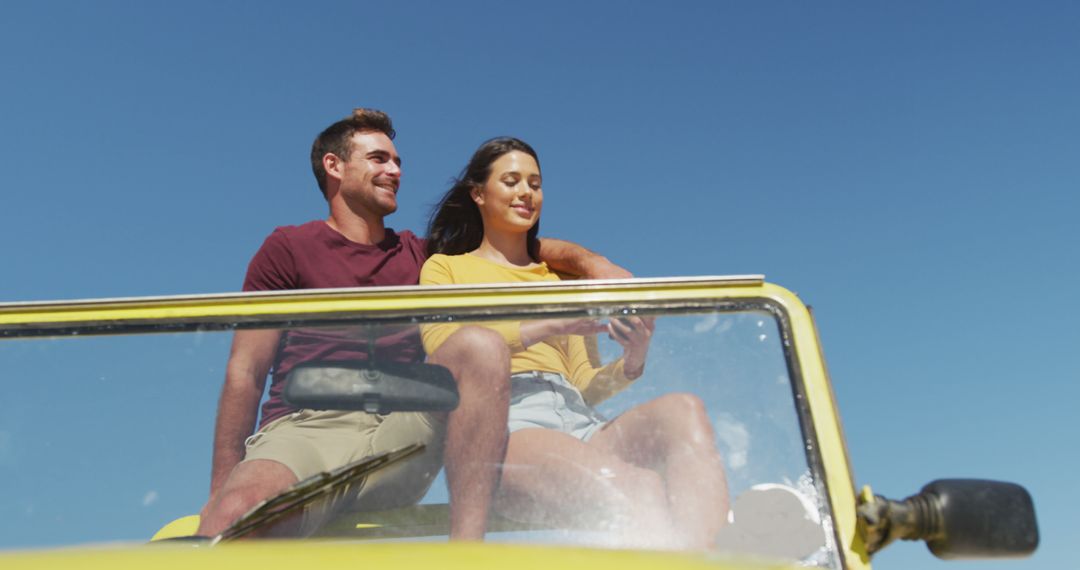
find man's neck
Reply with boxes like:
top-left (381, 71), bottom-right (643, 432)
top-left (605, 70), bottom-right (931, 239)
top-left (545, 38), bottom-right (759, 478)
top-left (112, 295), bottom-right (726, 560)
top-left (325, 210), bottom-right (386, 245)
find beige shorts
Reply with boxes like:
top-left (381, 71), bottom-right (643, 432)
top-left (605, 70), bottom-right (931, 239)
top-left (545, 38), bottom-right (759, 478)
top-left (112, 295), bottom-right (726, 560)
top-left (243, 408), bottom-right (446, 535)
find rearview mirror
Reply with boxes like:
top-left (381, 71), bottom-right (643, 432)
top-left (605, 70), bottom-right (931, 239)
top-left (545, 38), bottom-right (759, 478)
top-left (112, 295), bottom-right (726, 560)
top-left (284, 361), bottom-right (460, 414)
top-left (858, 478), bottom-right (1038, 560)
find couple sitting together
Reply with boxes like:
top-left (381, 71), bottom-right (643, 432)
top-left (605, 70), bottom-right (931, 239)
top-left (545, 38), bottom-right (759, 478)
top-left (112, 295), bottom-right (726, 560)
top-left (198, 108), bottom-right (727, 550)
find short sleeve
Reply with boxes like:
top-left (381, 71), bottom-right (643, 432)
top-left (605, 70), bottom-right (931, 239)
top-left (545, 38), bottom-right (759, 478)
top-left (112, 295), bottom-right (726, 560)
top-left (398, 230), bottom-right (430, 264)
top-left (243, 229), bottom-right (298, 292)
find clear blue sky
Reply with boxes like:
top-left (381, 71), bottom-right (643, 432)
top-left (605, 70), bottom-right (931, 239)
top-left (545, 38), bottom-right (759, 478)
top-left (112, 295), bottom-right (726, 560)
top-left (1, 2), bottom-right (1076, 568)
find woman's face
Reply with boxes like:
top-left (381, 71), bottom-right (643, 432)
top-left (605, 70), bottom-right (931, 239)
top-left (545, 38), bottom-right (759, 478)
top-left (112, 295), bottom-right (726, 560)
top-left (472, 150), bottom-right (543, 235)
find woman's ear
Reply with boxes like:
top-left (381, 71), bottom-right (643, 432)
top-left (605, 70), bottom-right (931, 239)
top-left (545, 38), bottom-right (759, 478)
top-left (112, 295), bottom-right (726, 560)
top-left (470, 186), bottom-right (484, 205)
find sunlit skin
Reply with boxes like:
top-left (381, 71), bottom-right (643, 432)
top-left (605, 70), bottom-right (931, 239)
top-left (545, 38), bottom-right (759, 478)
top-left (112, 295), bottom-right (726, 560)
top-left (323, 131), bottom-right (402, 243)
top-left (470, 151), bottom-right (544, 267)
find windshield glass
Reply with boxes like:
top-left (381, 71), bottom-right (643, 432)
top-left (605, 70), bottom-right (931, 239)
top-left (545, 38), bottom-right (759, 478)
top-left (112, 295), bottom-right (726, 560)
top-left (0, 303), bottom-right (839, 567)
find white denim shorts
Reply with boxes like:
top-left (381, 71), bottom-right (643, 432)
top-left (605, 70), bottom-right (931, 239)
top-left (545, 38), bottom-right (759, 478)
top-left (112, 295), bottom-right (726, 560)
top-left (508, 370), bottom-right (608, 441)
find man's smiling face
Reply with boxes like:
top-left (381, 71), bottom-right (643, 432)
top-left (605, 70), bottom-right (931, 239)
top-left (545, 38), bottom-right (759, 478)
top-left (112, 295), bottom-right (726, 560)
top-left (335, 131), bottom-right (402, 216)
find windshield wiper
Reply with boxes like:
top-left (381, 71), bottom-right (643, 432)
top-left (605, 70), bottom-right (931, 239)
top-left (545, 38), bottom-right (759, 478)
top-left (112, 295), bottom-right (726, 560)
top-left (213, 442), bottom-right (426, 543)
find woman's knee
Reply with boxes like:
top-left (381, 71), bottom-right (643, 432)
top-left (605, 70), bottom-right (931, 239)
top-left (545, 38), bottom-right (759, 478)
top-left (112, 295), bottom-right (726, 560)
top-left (653, 392), bottom-right (705, 415)
top-left (433, 326), bottom-right (510, 396)
top-left (607, 465), bottom-right (668, 511)
top-left (435, 326), bottom-right (510, 369)
top-left (653, 393), bottom-right (715, 445)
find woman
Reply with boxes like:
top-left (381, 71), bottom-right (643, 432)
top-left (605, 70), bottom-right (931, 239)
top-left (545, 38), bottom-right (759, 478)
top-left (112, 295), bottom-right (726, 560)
top-left (420, 138), bottom-right (728, 550)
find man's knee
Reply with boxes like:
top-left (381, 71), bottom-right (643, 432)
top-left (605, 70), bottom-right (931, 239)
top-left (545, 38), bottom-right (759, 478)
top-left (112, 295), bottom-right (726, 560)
top-left (211, 486), bottom-right (268, 526)
top-left (202, 460), bottom-right (297, 533)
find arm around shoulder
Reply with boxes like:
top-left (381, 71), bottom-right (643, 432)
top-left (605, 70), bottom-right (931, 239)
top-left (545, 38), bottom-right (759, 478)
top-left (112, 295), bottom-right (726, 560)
top-left (536, 238), bottom-right (632, 280)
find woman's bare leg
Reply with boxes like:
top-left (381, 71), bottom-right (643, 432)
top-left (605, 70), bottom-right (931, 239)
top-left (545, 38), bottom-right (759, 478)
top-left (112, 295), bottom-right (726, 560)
top-left (427, 326), bottom-right (512, 541)
top-left (495, 427), bottom-right (679, 549)
top-left (590, 393), bottom-right (729, 549)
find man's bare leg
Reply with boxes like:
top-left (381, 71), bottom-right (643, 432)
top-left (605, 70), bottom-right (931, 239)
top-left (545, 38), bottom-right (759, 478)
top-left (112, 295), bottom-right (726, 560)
top-left (197, 459), bottom-right (298, 537)
top-left (428, 326), bottom-right (511, 541)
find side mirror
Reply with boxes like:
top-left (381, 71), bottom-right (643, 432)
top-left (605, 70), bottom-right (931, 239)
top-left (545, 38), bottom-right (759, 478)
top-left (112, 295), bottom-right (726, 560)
top-left (284, 361), bottom-right (460, 414)
top-left (858, 479), bottom-right (1038, 560)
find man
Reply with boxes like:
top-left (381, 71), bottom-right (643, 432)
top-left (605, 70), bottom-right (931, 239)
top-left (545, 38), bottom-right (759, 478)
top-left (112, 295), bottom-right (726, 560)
top-left (197, 108), bottom-right (628, 540)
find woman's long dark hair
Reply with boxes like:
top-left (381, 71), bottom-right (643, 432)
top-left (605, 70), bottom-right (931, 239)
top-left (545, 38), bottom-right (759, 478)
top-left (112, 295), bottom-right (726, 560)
top-left (426, 137), bottom-right (541, 260)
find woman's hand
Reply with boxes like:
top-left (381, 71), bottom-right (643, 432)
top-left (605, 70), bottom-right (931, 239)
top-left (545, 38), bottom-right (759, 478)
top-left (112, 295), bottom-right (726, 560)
top-left (607, 316), bottom-right (654, 380)
top-left (520, 318), bottom-right (607, 348)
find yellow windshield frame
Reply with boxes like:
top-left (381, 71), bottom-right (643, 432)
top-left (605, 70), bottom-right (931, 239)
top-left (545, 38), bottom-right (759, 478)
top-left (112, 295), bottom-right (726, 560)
top-left (0, 275), bottom-right (867, 568)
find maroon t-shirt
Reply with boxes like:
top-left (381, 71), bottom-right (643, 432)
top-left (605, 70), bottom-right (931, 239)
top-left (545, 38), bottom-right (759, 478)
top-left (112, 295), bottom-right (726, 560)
top-left (242, 221), bottom-right (428, 427)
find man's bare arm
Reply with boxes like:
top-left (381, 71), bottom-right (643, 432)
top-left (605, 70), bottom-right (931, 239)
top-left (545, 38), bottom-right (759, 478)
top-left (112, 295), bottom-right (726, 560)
top-left (206, 329), bottom-right (280, 497)
top-left (537, 238), bottom-right (632, 280)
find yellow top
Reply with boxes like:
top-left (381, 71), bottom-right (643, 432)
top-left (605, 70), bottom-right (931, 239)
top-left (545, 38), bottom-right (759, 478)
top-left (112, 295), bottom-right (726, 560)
top-left (419, 253), bottom-right (632, 404)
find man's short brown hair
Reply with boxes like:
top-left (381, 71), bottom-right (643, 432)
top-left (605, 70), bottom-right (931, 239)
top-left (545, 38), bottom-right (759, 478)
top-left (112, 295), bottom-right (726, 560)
top-left (310, 108), bottom-right (396, 197)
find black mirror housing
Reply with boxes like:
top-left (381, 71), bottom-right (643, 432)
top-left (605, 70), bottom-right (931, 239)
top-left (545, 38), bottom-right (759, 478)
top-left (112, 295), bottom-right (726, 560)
top-left (921, 479), bottom-right (1039, 559)
top-left (283, 361), bottom-right (460, 414)
top-left (859, 478), bottom-right (1038, 560)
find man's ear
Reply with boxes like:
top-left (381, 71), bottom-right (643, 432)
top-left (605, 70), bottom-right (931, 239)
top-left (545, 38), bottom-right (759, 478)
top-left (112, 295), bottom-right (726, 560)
top-left (324, 153), bottom-right (344, 182)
